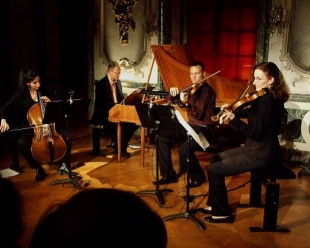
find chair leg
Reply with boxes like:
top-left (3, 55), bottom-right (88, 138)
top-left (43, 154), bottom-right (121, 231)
top-left (92, 128), bottom-right (101, 155)
top-left (238, 175), bottom-right (263, 208)
top-left (249, 182), bottom-right (290, 232)
top-left (263, 182), bottom-right (280, 230)
top-left (249, 175), bottom-right (263, 206)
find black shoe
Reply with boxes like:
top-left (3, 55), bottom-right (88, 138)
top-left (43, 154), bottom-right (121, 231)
top-left (35, 166), bottom-right (47, 182)
top-left (205, 215), bottom-right (234, 223)
top-left (121, 151), bottom-right (130, 158)
top-left (113, 148), bottom-right (130, 158)
top-left (58, 164), bottom-right (78, 176)
top-left (107, 141), bottom-right (117, 149)
top-left (198, 208), bottom-right (212, 214)
top-left (188, 181), bottom-right (203, 188)
top-left (152, 177), bottom-right (178, 185)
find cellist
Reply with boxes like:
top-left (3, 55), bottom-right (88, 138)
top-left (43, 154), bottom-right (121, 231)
top-left (0, 68), bottom-right (51, 181)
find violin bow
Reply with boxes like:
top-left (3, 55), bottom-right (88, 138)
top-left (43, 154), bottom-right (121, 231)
top-left (2, 124), bottom-right (52, 133)
top-left (181, 68), bottom-right (224, 93)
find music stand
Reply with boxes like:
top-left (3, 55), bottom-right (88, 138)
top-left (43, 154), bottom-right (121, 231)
top-left (46, 96), bottom-right (90, 189)
top-left (162, 110), bottom-right (209, 230)
top-left (135, 103), bottom-right (175, 206)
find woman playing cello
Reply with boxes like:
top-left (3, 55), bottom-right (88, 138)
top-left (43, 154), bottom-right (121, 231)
top-left (0, 68), bottom-right (51, 181)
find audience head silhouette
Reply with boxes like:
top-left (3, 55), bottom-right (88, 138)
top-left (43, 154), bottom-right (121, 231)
top-left (0, 176), bottom-right (24, 248)
top-left (30, 188), bottom-right (167, 248)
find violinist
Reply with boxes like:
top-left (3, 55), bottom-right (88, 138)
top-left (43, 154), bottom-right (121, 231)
top-left (0, 68), bottom-right (51, 181)
top-left (156, 61), bottom-right (219, 187)
top-left (202, 62), bottom-right (290, 223)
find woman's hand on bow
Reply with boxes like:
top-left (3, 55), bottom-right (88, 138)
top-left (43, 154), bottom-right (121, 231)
top-left (40, 96), bottom-right (51, 103)
top-left (0, 119), bottom-right (9, 132)
top-left (219, 109), bottom-right (235, 124)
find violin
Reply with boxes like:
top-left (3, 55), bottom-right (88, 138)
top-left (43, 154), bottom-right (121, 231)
top-left (27, 91), bottom-right (66, 164)
top-left (211, 88), bottom-right (267, 122)
top-left (170, 69), bottom-right (223, 107)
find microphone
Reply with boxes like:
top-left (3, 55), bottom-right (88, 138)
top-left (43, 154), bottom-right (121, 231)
top-left (69, 90), bottom-right (74, 104)
top-left (170, 108), bottom-right (176, 120)
top-left (139, 90), bottom-right (168, 97)
top-left (148, 101), bottom-right (158, 109)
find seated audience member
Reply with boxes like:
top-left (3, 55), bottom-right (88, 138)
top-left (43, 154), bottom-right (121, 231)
top-left (0, 176), bottom-right (24, 248)
top-left (202, 62), bottom-right (290, 223)
top-left (30, 188), bottom-right (167, 248)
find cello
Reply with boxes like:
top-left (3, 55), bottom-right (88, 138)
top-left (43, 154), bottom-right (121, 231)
top-left (27, 91), bottom-right (66, 164)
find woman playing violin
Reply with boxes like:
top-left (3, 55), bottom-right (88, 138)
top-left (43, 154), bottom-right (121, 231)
top-left (0, 68), bottom-right (51, 181)
top-left (201, 62), bottom-right (290, 223)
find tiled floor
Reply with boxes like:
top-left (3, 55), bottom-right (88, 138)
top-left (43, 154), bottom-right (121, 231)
top-left (1, 125), bottom-right (310, 248)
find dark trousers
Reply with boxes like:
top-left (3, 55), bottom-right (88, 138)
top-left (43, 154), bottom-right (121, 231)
top-left (178, 137), bottom-right (207, 182)
top-left (110, 122), bottom-right (139, 152)
top-left (157, 136), bottom-right (178, 179)
top-left (207, 146), bottom-right (272, 216)
top-left (157, 125), bottom-right (216, 182)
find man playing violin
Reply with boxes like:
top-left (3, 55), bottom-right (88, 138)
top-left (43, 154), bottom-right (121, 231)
top-left (155, 61), bottom-right (219, 187)
top-left (0, 68), bottom-right (51, 181)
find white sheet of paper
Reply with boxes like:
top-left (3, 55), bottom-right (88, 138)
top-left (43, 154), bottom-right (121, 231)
top-left (0, 168), bottom-right (20, 178)
top-left (175, 110), bottom-right (209, 150)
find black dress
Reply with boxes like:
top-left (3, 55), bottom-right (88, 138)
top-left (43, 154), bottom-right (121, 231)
top-left (0, 88), bottom-right (42, 169)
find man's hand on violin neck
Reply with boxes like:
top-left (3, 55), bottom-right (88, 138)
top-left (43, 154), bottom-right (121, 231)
top-left (170, 87), bottom-right (179, 97)
top-left (180, 92), bottom-right (188, 103)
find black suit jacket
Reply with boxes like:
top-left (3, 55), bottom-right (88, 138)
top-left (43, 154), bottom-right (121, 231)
top-left (229, 90), bottom-right (284, 159)
top-left (90, 75), bottom-right (124, 125)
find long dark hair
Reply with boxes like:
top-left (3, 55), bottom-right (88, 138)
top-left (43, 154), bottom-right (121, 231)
top-left (253, 62), bottom-right (290, 102)
top-left (19, 68), bottom-right (39, 90)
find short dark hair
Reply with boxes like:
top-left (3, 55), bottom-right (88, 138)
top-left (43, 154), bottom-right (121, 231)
top-left (190, 61), bottom-right (205, 72)
top-left (107, 61), bottom-right (120, 71)
top-left (30, 188), bottom-right (167, 248)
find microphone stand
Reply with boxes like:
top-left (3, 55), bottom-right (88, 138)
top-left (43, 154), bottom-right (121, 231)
top-left (162, 134), bottom-right (206, 230)
top-left (136, 97), bottom-right (173, 206)
top-left (49, 91), bottom-right (82, 190)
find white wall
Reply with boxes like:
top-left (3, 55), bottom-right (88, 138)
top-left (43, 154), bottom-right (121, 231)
top-left (269, 0), bottom-right (310, 160)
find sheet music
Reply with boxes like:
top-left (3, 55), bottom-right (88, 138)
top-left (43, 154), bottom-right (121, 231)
top-left (174, 110), bottom-right (209, 150)
top-left (0, 168), bottom-right (20, 178)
